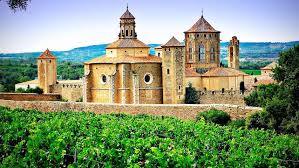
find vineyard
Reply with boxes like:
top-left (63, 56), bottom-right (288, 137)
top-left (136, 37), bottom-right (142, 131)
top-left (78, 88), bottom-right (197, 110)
top-left (0, 106), bottom-right (298, 167)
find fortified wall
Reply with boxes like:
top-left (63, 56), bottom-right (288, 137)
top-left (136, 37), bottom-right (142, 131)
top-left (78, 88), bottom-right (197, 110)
top-left (0, 93), bottom-right (60, 101)
top-left (199, 90), bottom-right (250, 105)
top-left (51, 81), bottom-right (83, 102)
top-left (0, 99), bottom-right (261, 120)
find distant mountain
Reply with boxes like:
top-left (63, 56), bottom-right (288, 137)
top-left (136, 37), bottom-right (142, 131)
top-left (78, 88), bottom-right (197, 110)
top-left (1, 42), bottom-right (298, 63)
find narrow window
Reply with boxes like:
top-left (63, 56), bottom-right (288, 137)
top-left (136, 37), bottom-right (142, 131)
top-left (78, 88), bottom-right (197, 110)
top-left (210, 47), bottom-right (215, 63)
top-left (199, 45), bottom-right (205, 63)
top-left (167, 69), bottom-right (170, 74)
top-left (158, 53), bottom-right (161, 57)
top-left (126, 30), bottom-right (128, 36)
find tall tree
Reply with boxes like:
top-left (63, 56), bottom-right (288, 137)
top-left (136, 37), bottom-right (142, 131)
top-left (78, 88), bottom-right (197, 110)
top-left (1, 0), bottom-right (30, 11)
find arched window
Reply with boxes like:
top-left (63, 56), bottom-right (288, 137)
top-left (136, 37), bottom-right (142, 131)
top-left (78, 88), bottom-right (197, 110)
top-left (199, 45), bottom-right (205, 63)
top-left (210, 47), bottom-right (215, 63)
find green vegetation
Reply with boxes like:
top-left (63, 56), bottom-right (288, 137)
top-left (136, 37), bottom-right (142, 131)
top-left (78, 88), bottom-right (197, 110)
top-left (245, 45), bottom-right (299, 134)
top-left (185, 83), bottom-right (199, 104)
top-left (15, 87), bottom-right (43, 94)
top-left (239, 60), bottom-right (272, 70)
top-left (196, 109), bottom-right (231, 125)
top-left (0, 59), bottom-right (84, 92)
top-left (1, 107), bottom-right (298, 167)
top-left (241, 69), bottom-right (261, 75)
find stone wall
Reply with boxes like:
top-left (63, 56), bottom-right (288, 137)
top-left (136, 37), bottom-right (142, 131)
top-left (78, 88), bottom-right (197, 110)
top-left (199, 90), bottom-right (250, 105)
top-left (0, 93), bottom-right (61, 101)
top-left (0, 99), bottom-right (261, 120)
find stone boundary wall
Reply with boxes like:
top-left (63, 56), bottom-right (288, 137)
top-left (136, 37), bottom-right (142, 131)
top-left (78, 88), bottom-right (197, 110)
top-left (0, 99), bottom-right (262, 120)
top-left (199, 91), bottom-right (250, 105)
top-left (0, 93), bottom-right (61, 101)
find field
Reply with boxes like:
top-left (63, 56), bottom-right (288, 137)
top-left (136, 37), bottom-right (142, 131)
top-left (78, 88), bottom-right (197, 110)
top-left (1, 107), bottom-right (298, 167)
top-left (241, 69), bottom-right (261, 75)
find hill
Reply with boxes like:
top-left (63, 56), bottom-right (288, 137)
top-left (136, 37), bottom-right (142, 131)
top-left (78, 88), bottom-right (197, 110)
top-left (0, 42), bottom-right (298, 63)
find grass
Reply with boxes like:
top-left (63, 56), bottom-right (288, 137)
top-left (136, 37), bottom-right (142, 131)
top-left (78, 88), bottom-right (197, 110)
top-left (241, 69), bottom-right (261, 75)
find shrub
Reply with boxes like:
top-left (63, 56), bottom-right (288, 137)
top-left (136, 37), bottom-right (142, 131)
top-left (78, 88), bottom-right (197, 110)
top-left (185, 83), bottom-right (199, 104)
top-left (15, 87), bottom-right (43, 94)
top-left (229, 119), bottom-right (246, 128)
top-left (196, 109), bottom-right (231, 125)
top-left (246, 111), bottom-right (269, 130)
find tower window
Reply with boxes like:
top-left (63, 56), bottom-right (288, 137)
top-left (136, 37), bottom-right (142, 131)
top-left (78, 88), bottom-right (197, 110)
top-left (210, 47), bottom-right (215, 63)
top-left (199, 45), bottom-right (205, 63)
top-left (204, 34), bottom-right (206, 38)
top-left (158, 53), bottom-right (161, 57)
top-left (126, 30), bottom-right (128, 36)
top-left (167, 69), bottom-right (170, 74)
top-left (49, 60), bottom-right (51, 63)
top-left (189, 48), bottom-right (192, 60)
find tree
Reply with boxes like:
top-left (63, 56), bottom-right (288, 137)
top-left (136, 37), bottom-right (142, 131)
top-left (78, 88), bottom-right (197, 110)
top-left (185, 83), bottom-right (199, 104)
top-left (1, 0), bottom-right (31, 11)
top-left (246, 45), bottom-right (299, 134)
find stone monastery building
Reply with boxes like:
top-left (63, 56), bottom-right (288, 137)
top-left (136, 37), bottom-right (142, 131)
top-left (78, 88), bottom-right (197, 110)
top-left (18, 7), bottom-right (276, 104)
top-left (82, 7), bottom-right (247, 104)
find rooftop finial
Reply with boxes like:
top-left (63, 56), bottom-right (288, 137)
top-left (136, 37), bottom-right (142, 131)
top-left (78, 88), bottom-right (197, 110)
top-left (127, 3), bottom-right (128, 10)
top-left (201, 8), bottom-right (203, 17)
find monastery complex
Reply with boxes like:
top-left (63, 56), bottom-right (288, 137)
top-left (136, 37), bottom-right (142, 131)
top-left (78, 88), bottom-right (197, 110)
top-left (15, 7), bottom-right (276, 104)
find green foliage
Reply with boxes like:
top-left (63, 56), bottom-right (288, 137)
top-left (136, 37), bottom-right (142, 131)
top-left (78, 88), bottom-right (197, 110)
top-left (241, 69), bottom-right (261, 75)
top-left (246, 111), bottom-right (269, 130)
top-left (0, 59), bottom-right (84, 92)
top-left (0, 106), bottom-right (298, 167)
top-left (245, 45), bottom-right (299, 134)
top-left (76, 97), bottom-right (83, 102)
top-left (15, 87), bottom-right (43, 94)
top-left (229, 119), bottom-right (246, 129)
top-left (196, 109), bottom-right (231, 125)
top-left (185, 83), bottom-right (199, 104)
top-left (244, 84), bottom-right (282, 107)
top-left (240, 60), bottom-right (272, 70)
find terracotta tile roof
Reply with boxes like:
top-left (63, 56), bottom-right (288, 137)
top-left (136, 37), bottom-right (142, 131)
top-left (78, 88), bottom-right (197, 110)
top-left (253, 79), bottom-right (275, 87)
top-left (185, 16), bottom-right (220, 33)
top-left (185, 68), bottom-right (201, 77)
top-left (106, 38), bottom-right (149, 49)
top-left (85, 55), bottom-right (162, 64)
top-left (38, 49), bottom-right (56, 59)
top-left (261, 62), bottom-right (278, 70)
top-left (162, 36), bottom-right (184, 47)
top-left (120, 8), bottom-right (135, 19)
top-left (201, 67), bottom-right (248, 77)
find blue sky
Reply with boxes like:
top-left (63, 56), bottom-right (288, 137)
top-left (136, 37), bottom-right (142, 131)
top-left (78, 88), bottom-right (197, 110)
top-left (0, 0), bottom-right (298, 53)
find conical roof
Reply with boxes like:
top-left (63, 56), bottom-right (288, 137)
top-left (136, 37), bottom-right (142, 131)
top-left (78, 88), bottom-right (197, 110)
top-left (38, 49), bottom-right (56, 59)
top-left (162, 36), bottom-right (183, 47)
top-left (185, 16), bottom-right (219, 33)
top-left (120, 7), bottom-right (135, 19)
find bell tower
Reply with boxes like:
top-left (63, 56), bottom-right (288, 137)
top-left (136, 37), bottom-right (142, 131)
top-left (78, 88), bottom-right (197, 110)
top-left (37, 49), bottom-right (57, 93)
top-left (228, 36), bottom-right (240, 70)
top-left (119, 5), bottom-right (137, 39)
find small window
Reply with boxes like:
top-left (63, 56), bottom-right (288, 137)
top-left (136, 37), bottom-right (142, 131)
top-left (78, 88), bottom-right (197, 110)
top-left (41, 60), bottom-right (42, 63)
top-left (126, 30), bottom-right (128, 36)
top-left (158, 53), bottom-right (161, 57)
top-left (222, 88), bottom-right (225, 94)
top-left (144, 73), bottom-right (153, 84)
top-left (204, 34), bottom-right (206, 38)
top-left (197, 34), bottom-right (199, 37)
top-left (101, 74), bottom-right (107, 84)
top-left (125, 51), bottom-right (127, 52)
top-left (49, 60), bottom-right (51, 63)
top-left (167, 69), bottom-right (170, 74)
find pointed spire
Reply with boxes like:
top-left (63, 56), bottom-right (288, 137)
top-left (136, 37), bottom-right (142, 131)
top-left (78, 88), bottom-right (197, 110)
top-left (120, 5), bottom-right (135, 19)
top-left (127, 3), bottom-right (128, 10)
top-left (201, 8), bottom-right (204, 18)
top-left (38, 49), bottom-right (56, 59)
